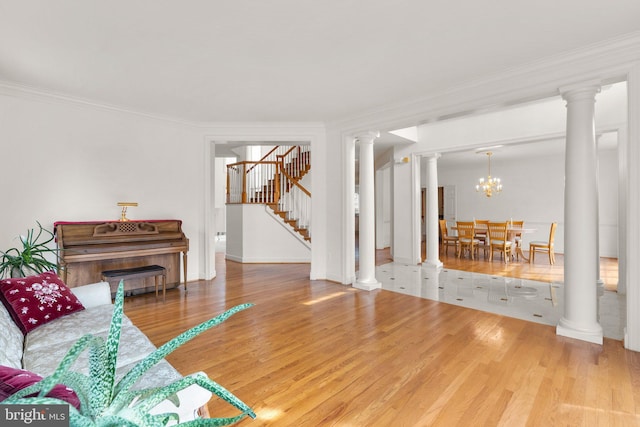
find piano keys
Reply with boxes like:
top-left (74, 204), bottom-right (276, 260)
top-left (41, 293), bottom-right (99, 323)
top-left (55, 220), bottom-right (188, 294)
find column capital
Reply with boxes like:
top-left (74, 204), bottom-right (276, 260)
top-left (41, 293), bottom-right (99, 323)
top-left (354, 131), bottom-right (380, 144)
top-left (559, 80), bottom-right (601, 101)
top-left (424, 153), bottom-right (441, 160)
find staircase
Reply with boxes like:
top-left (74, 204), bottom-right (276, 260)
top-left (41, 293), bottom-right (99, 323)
top-left (269, 203), bottom-right (311, 242)
top-left (227, 146), bottom-right (311, 243)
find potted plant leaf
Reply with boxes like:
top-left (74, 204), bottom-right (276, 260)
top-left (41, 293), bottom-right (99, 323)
top-left (0, 222), bottom-right (60, 279)
top-left (0, 281), bottom-right (256, 426)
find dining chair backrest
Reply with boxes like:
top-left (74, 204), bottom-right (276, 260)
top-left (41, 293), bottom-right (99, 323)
top-left (487, 222), bottom-right (508, 242)
top-left (474, 220), bottom-right (489, 243)
top-left (548, 222), bottom-right (558, 246)
top-left (511, 220), bottom-right (524, 241)
top-left (456, 221), bottom-right (475, 240)
top-left (475, 219), bottom-right (489, 231)
top-left (439, 219), bottom-right (448, 237)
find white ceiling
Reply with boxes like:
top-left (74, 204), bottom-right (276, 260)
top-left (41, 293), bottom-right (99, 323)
top-left (435, 132), bottom-right (619, 169)
top-left (1, 1), bottom-right (639, 125)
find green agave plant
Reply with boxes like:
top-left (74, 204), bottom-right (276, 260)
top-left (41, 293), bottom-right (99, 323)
top-left (0, 221), bottom-right (60, 279)
top-left (1, 281), bottom-right (256, 426)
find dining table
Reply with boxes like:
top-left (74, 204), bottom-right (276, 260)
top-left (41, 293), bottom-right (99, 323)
top-left (458, 222), bottom-right (536, 262)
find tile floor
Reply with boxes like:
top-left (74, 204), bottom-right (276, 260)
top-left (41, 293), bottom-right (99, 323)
top-left (376, 262), bottom-right (626, 341)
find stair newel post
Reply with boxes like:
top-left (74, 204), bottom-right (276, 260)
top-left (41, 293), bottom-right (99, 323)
top-left (274, 160), bottom-right (281, 205)
top-left (241, 162), bottom-right (248, 204)
top-left (226, 164), bottom-right (231, 203)
top-left (295, 147), bottom-right (300, 178)
top-left (265, 162), bottom-right (270, 203)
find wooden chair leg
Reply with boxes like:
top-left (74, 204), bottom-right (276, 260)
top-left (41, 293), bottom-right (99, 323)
top-left (162, 273), bottom-right (166, 302)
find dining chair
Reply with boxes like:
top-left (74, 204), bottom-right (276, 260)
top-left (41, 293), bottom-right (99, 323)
top-left (456, 221), bottom-right (480, 260)
top-left (529, 222), bottom-right (557, 265)
top-left (439, 219), bottom-right (458, 256)
top-left (474, 219), bottom-right (489, 245)
top-left (487, 222), bottom-right (513, 263)
top-left (510, 220), bottom-right (524, 261)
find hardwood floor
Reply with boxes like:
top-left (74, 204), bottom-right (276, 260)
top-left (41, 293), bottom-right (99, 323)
top-left (123, 253), bottom-right (637, 426)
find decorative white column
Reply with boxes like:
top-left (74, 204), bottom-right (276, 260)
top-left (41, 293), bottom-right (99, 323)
top-left (354, 131), bottom-right (381, 291)
top-left (423, 154), bottom-right (442, 268)
top-left (557, 82), bottom-right (603, 345)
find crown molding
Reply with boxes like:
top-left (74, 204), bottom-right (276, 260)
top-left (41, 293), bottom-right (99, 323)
top-left (0, 80), bottom-right (203, 127)
top-left (199, 121), bottom-right (326, 131)
top-left (0, 79), bottom-right (328, 132)
top-left (331, 31), bottom-right (640, 134)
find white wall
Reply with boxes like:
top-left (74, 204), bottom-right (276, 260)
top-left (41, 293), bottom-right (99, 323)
top-left (225, 204), bottom-right (311, 263)
top-left (598, 146), bottom-right (619, 257)
top-left (0, 87), bottom-right (329, 282)
top-left (433, 145), bottom-right (619, 256)
top-left (324, 130), bottom-right (354, 284)
top-left (0, 90), bottom-right (206, 280)
top-left (375, 166), bottom-right (391, 249)
top-left (392, 161), bottom-right (420, 264)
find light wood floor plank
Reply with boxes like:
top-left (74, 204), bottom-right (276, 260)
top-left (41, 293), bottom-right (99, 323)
top-left (121, 253), bottom-right (638, 426)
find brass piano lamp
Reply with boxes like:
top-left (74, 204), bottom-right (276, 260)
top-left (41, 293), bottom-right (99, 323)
top-left (117, 202), bottom-right (138, 222)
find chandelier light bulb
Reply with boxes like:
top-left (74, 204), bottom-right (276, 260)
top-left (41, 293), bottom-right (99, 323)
top-left (475, 152), bottom-right (502, 197)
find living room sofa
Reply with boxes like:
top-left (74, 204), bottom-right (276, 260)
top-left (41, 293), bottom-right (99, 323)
top-left (0, 279), bottom-right (212, 422)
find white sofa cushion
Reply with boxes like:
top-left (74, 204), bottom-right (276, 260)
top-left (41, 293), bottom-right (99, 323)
top-left (24, 304), bottom-right (129, 352)
top-left (70, 281), bottom-right (112, 309)
top-left (24, 319), bottom-right (157, 377)
top-left (0, 303), bottom-right (24, 368)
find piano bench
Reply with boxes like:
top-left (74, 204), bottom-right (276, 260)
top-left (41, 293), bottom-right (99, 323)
top-left (101, 265), bottom-right (167, 302)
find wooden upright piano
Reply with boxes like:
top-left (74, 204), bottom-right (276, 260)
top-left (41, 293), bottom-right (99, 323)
top-left (55, 220), bottom-right (188, 294)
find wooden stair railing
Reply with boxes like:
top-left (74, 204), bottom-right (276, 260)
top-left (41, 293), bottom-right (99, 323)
top-left (226, 146), bottom-right (311, 242)
top-left (272, 166), bottom-right (311, 242)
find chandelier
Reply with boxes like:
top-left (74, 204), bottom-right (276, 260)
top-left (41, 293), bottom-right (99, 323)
top-left (475, 152), bottom-right (502, 197)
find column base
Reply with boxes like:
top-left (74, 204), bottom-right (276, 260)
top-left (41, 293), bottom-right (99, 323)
top-left (353, 279), bottom-right (382, 291)
top-left (422, 260), bottom-right (443, 269)
top-left (557, 317), bottom-right (603, 345)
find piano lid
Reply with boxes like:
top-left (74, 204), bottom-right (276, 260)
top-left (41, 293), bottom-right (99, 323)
top-left (56, 220), bottom-right (187, 247)
top-left (54, 219), bottom-right (182, 228)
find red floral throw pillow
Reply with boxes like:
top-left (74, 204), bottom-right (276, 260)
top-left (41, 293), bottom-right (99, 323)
top-left (0, 365), bottom-right (80, 409)
top-left (0, 271), bottom-right (85, 334)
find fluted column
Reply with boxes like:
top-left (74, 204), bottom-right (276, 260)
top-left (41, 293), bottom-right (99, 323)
top-left (354, 131), bottom-right (381, 291)
top-left (557, 82), bottom-right (603, 345)
top-left (423, 154), bottom-right (442, 268)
